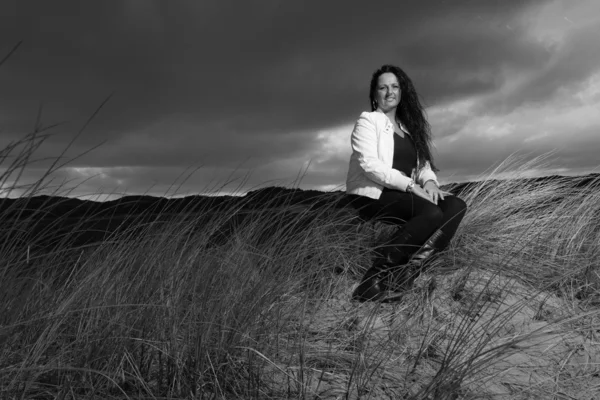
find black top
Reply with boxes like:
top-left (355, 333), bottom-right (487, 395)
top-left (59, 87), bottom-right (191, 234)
top-left (391, 131), bottom-right (417, 176)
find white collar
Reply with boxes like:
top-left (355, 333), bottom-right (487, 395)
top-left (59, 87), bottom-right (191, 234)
top-left (377, 110), bottom-right (410, 134)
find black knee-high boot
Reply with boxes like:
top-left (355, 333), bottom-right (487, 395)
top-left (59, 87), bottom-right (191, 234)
top-left (353, 229), bottom-right (453, 302)
top-left (352, 231), bottom-right (418, 302)
top-left (407, 229), bottom-right (455, 277)
top-left (410, 229), bottom-right (447, 263)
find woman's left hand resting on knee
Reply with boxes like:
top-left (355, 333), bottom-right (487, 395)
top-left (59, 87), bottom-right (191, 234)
top-left (423, 181), bottom-right (452, 205)
top-left (411, 184), bottom-right (435, 204)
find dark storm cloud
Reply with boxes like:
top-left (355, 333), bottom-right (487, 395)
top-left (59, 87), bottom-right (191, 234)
top-left (2, 0), bottom-right (598, 196)
top-left (2, 1), bottom-right (543, 142)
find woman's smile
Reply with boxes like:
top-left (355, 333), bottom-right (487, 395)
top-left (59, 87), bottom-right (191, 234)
top-left (375, 72), bottom-right (401, 112)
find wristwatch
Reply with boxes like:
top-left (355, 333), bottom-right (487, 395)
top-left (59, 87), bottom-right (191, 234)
top-left (406, 179), bottom-right (415, 193)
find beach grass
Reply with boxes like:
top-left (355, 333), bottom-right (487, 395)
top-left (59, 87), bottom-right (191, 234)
top-left (2, 132), bottom-right (600, 399)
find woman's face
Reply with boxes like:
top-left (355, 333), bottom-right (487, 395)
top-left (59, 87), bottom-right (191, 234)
top-left (375, 72), bottom-right (401, 112)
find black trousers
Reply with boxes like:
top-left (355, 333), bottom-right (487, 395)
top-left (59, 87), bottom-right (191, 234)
top-left (347, 190), bottom-right (467, 255)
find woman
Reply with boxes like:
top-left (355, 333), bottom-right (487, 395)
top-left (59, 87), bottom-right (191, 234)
top-left (346, 64), bottom-right (467, 302)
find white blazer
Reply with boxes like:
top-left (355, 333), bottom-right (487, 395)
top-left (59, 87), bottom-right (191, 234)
top-left (346, 111), bottom-right (439, 200)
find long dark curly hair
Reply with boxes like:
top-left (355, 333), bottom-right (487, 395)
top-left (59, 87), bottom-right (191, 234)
top-left (369, 64), bottom-right (438, 172)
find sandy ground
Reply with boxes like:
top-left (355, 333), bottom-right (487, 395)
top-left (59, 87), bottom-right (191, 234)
top-left (263, 267), bottom-right (600, 399)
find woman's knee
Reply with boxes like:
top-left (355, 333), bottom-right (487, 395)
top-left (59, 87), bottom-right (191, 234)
top-left (420, 203), bottom-right (444, 225)
top-left (445, 196), bottom-right (468, 216)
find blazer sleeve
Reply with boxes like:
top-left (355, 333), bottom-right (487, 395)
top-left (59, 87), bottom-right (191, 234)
top-left (351, 112), bottom-right (413, 192)
top-left (416, 161), bottom-right (440, 187)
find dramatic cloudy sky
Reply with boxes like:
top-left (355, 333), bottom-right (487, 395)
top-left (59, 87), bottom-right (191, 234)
top-left (1, 0), bottom-right (599, 199)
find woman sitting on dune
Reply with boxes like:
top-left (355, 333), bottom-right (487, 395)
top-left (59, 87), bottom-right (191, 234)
top-left (346, 64), bottom-right (467, 302)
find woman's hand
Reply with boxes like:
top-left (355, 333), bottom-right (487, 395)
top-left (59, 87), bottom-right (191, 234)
top-left (423, 181), bottom-right (451, 205)
top-left (411, 185), bottom-right (435, 204)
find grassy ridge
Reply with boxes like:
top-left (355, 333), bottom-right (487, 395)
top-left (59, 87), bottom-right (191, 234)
top-left (2, 135), bottom-right (600, 398)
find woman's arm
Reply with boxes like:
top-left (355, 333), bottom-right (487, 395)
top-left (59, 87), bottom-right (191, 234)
top-left (416, 161), bottom-right (440, 188)
top-left (420, 167), bottom-right (452, 204)
top-left (351, 112), bottom-right (413, 192)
